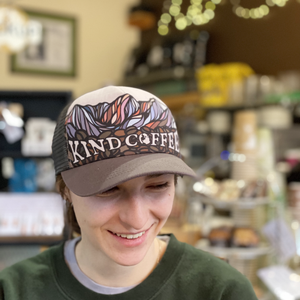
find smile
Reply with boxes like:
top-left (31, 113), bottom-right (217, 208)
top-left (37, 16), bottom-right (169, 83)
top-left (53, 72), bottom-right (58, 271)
top-left (112, 231), bottom-right (146, 239)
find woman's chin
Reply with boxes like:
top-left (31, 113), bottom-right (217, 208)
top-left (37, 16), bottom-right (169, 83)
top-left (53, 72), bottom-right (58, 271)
top-left (112, 253), bottom-right (147, 267)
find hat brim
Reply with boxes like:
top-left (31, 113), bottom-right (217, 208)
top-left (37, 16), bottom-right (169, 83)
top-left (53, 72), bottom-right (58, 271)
top-left (61, 153), bottom-right (196, 197)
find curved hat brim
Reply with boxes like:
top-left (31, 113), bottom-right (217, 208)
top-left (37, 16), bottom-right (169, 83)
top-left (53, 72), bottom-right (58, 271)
top-left (61, 153), bottom-right (196, 197)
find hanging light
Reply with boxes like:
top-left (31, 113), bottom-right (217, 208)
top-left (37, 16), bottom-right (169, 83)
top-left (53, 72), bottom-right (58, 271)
top-left (0, 2), bottom-right (42, 53)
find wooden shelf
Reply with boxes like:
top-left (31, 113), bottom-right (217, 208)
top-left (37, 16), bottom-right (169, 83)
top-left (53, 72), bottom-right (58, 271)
top-left (122, 68), bottom-right (195, 87)
top-left (160, 91), bottom-right (268, 112)
top-left (160, 91), bottom-right (200, 111)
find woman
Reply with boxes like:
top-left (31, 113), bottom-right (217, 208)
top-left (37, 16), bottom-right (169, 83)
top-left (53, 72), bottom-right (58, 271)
top-left (0, 86), bottom-right (258, 299)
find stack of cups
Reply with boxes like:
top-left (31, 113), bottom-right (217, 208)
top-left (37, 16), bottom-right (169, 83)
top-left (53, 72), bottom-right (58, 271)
top-left (231, 110), bottom-right (257, 181)
top-left (257, 127), bottom-right (275, 178)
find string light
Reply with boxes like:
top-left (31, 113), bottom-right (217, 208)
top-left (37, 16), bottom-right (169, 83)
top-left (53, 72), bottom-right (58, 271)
top-left (158, 0), bottom-right (219, 35)
top-left (158, 24), bottom-right (169, 35)
top-left (158, 0), bottom-right (293, 35)
top-left (231, 0), bottom-right (289, 19)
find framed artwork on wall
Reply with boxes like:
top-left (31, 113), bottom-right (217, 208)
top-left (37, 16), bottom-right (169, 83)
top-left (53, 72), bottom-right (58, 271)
top-left (10, 10), bottom-right (77, 77)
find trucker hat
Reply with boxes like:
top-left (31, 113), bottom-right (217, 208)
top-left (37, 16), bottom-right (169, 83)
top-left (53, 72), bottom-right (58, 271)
top-left (52, 86), bottom-right (196, 196)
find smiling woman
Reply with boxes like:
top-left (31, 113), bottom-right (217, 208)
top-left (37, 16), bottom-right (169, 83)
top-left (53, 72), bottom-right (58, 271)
top-left (69, 174), bottom-right (175, 285)
top-left (0, 86), bottom-right (258, 300)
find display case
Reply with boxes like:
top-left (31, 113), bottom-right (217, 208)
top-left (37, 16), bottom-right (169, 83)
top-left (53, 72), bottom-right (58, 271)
top-left (194, 194), bottom-right (273, 278)
top-left (0, 90), bottom-right (71, 249)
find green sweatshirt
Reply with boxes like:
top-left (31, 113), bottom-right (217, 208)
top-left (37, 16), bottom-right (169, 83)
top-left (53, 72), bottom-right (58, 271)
top-left (0, 234), bottom-right (258, 300)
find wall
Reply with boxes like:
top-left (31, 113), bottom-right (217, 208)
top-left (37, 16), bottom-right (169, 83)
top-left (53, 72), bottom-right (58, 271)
top-left (0, 0), bottom-right (139, 98)
top-left (202, 0), bottom-right (300, 75)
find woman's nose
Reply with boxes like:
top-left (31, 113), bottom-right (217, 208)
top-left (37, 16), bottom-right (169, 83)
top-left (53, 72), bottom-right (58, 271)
top-left (118, 194), bottom-right (149, 230)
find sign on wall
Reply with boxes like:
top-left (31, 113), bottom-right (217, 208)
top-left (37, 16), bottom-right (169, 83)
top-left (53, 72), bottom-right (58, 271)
top-left (10, 9), bottom-right (77, 77)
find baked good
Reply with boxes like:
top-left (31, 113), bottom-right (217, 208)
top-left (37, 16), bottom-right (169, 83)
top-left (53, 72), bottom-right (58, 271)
top-left (231, 227), bottom-right (259, 247)
top-left (208, 226), bottom-right (233, 247)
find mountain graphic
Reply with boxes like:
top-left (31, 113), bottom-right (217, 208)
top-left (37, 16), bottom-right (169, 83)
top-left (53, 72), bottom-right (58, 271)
top-left (65, 94), bottom-right (176, 139)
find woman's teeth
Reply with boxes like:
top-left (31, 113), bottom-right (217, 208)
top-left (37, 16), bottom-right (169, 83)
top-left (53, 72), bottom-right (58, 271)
top-left (114, 231), bottom-right (145, 239)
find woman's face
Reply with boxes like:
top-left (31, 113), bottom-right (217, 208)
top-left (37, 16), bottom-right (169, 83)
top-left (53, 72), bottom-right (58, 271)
top-left (69, 174), bottom-right (175, 266)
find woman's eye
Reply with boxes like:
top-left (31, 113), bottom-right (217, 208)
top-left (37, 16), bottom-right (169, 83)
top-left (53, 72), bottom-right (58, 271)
top-left (148, 182), bottom-right (170, 190)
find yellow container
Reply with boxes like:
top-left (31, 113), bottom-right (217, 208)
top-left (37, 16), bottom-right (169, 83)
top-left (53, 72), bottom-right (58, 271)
top-left (196, 62), bottom-right (254, 107)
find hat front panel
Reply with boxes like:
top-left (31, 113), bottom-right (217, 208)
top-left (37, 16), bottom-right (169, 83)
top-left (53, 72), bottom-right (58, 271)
top-left (64, 93), bottom-right (181, 169)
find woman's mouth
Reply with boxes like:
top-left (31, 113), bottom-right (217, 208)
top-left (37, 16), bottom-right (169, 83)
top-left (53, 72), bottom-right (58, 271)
top-left (111, 231), bottom-right (146, 239)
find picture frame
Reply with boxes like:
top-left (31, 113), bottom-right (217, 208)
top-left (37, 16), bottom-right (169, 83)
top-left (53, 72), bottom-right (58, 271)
top-left (10, 10), bottom-right (77, 77)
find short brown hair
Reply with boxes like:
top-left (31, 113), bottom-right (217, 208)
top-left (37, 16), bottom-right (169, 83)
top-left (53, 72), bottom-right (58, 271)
top-left (56, 174), bottom-right (81, 236)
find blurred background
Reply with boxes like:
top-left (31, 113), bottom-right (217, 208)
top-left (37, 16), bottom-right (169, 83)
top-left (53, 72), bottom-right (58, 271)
top-left (1, 0), bottom-right (300, 299)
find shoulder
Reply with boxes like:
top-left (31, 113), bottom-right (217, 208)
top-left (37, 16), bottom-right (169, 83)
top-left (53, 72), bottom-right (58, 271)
top-left (168, 236), bottom-right (257, 298)
top-left (167, 235), bottom-right (230, 270)
top-left (0, 243), bottom-right (63, 281)
top-left (0, 243), bottom-right (66, 300)
top-left (182, 242), bottom-right (230, 268)
top-left (181, 242), bottom-right (248, 282)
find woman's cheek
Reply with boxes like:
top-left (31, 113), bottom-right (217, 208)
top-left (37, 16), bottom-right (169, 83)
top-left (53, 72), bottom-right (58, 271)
top-left (155, 193), bottom-right (174, 220)
top-left (166, 197), bottom-right (175, 217)
top-left (78, 201), bottom-right (117, 229)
